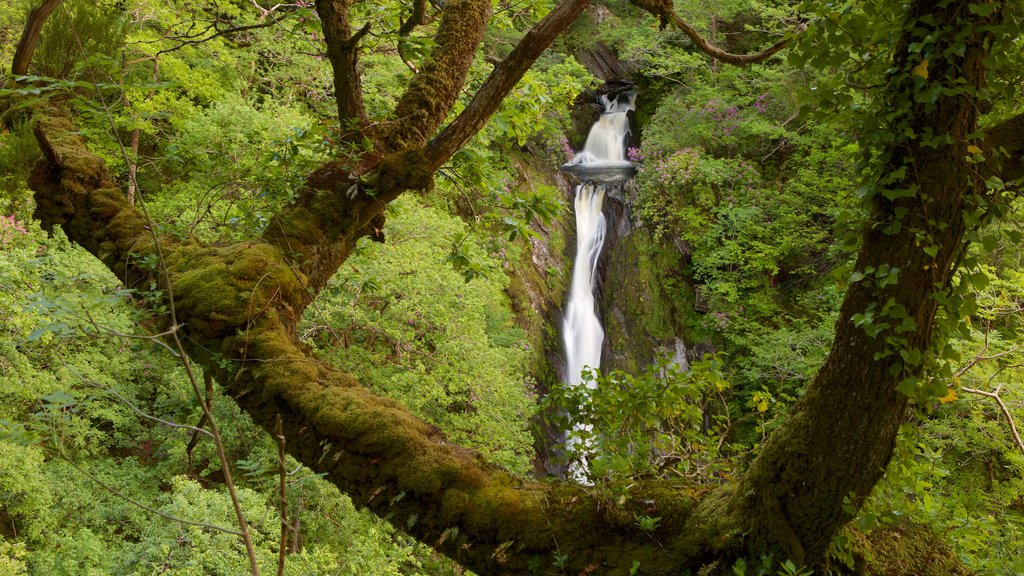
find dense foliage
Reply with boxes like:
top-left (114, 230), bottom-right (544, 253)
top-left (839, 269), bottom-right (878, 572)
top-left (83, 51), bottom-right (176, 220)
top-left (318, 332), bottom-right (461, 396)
top-left (1, 0), bottom-right (1022, 574)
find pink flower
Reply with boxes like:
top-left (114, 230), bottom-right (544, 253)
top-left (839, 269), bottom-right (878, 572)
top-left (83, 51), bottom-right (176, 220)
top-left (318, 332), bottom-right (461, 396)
top-left (0, 215), bottom-right (28, 246)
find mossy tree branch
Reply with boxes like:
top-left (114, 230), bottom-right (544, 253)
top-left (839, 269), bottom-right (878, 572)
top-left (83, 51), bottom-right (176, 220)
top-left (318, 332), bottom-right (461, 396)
top-left (424, 0), bottom-right (591, 170)
top-left (19, 0), bottom-right (1011, 573)
top-left (264, 0), bottom-right (589, 299)
top-left (29, 106), bottom-right (713, 576)
top-left (377, 0), bottom-right (491, 154)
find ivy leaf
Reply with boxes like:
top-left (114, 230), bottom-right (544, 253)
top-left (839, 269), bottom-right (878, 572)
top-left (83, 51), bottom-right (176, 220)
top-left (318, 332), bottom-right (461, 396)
top-left (912, 59), bottom-right (929, 79)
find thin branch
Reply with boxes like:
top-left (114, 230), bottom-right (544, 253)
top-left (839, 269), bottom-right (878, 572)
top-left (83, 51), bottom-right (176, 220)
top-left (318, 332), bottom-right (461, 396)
top-left (59, 357), bottom-right (214, 439)
top-left (60, 8), bottom-right (260, 571)
top-left (959, 384), bottom-right (1024, 457)
top-left (78, 314), bottom-right (183, 358)
top-left (61, 456), bottom-right (244, 536)
top-left (154, 13), bottom-right (291, 57)
top-left (185, 376), bottom-right (212, 473)
top-left (954, 327), bottom-right (1024, 458)
top-left (250, 0), bottom-right (306, 21)
top-left (275, 414), bottom-right (290, 576)
top-left (628, 0), bottom-right (799, 65)
top-left (398, 0), bottom-right (429, 36)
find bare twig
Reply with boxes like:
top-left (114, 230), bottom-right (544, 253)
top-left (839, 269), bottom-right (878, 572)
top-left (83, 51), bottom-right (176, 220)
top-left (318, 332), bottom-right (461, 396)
top-left (185, 376), bottom-right (212, 473)
top-left (627, 0), bottom-right (799, 65)
top-left (953, 326), bottom-right (1023, 379)
top-left (955, 326), bottom-right (1024, 458)
top-left (61, 457), bottom-right (244, 536)
top-left (960, 383), bottom-right (1024, 457)
top-left (59, 356), bottom-right (213, 439)
top-left (275, 414), bottom-right (289, 576)
top-left (153, 13), bottom-right (291, 57)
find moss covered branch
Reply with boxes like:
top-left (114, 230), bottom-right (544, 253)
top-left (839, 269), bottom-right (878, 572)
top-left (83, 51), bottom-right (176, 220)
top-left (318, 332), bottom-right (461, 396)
top-left (20, 0), bottom-right (1005, 572)
top-left (379, 0), bottom-right (491, 153)
top-left (28, 105), bottom-right (720, 576)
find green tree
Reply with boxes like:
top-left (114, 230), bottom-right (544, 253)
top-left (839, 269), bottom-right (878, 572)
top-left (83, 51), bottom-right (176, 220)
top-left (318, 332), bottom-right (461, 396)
top-left (4, 0), bottom-right (1024, 574)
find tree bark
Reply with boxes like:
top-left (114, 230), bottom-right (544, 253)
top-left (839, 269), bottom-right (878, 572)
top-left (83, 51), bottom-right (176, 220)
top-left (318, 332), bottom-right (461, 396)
top-left (10, 0), bottom-right (63, 77)
top-left (424, 0), bottom-right (591, 170)
top-left (378, 0), bottom-right (492, 154)
top-left (316, 0), bottom-right (368, 126)
top-left (29, 108), bottom-right (711, 575)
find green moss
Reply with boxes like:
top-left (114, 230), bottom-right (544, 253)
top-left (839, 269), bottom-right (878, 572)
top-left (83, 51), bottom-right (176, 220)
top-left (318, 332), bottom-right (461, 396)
top-left (166, 241), bottom-right (305, 336)
top-left (33, 111), bottom-right (105, 180)
top-left (375, 148), bottom-right (433, 193)
top-left (269, 205), bottom-right (325, 247)
top-left (849, 523), bottom-right (971, 576)
top-left (600, 221), bottom-right (696, 372)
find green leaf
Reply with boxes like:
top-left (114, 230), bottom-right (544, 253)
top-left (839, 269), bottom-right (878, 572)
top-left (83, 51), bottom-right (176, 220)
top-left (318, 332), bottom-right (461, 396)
top-left (969, 271), bottom-right (989, 289)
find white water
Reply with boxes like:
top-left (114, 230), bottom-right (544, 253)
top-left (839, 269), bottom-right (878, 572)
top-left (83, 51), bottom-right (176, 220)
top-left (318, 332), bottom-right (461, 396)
top-left (580, 104), bottom-right (631, 163)
top-left (562, 92), bottom-right (634, 389)
top-left (562, 183), bottom-right (607, 388)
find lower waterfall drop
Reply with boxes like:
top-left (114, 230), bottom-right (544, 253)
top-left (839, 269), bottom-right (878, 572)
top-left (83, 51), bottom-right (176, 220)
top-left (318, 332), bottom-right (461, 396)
top-left (562, 182), bottom-right (607, 390)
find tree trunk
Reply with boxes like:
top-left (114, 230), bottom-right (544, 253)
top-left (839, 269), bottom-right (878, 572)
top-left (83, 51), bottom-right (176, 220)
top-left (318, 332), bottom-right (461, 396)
top-left (718, 0), bottom-right (1002, 564)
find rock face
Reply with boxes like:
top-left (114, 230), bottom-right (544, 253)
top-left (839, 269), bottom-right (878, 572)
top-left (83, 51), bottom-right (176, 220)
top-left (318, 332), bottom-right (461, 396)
top-left (575, 42), bottom-right (629, 82)
top-left (595, 190), bottom-right (699, 375)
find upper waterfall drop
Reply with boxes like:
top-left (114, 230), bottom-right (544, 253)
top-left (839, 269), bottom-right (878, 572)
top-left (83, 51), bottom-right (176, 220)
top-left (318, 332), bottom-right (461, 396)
top-left (561, 93), bottom-right (637, 184)
top-left (581, 94), bottom-right (634, 163)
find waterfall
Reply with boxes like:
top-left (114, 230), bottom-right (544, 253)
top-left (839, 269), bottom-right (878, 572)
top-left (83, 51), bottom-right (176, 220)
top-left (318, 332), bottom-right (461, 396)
top-left (562, 91), bottom-right (634, 388)
top-left (560, 91), bottom-right (636, 478)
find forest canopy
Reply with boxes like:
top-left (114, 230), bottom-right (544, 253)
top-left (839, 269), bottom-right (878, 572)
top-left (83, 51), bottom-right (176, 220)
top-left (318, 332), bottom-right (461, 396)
top-left (1, 0), bottom-right (1023, 574)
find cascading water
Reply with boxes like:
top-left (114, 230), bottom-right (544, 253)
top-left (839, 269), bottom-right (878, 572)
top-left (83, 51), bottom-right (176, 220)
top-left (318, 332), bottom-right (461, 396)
top-left (562, 93), bottom-right (635, 388)
top-left (562, 182), bottom-right (607, 389)
top-left (560, 91), bottom-right (636, 477)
